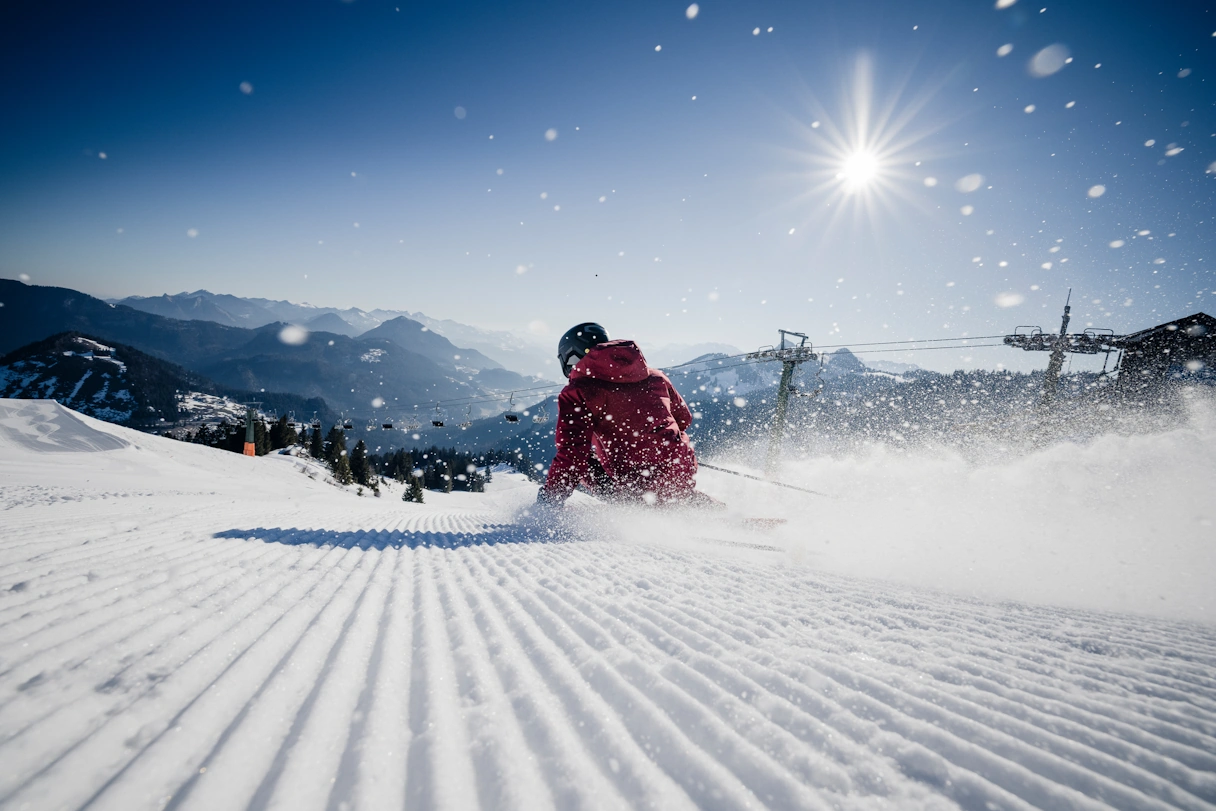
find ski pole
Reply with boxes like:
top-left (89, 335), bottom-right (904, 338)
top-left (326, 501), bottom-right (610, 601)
top-left (699, 462), bottom-right (830, 498)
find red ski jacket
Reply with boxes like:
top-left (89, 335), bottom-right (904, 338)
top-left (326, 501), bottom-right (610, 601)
top-left (542, 340), bottom-right (697, 503)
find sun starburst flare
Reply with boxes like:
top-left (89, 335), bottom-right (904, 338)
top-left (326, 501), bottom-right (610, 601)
top-left (779, 52), bottom-right (956, 235)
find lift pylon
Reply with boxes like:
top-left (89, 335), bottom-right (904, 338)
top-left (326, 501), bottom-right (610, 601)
top-left (746, 330), bottom-right (819, 475)
top-left (1002, 290), bottom-right (1121, 406)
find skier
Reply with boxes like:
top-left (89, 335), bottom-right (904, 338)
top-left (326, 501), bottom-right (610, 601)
top-left (537, 323), bottom-right (711, 508)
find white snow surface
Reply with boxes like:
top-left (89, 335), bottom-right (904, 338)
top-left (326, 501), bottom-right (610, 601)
top-left (1, 398), bottom-right (1215, 810)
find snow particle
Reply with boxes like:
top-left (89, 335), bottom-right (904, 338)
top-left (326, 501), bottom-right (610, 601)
top-left (1028, 44), bottom-right (1070, 77)
top-left (1041, 261), bottom-right (1053, 269)
top-left (186, 228), bottom-right (199, 238)
top-left (515, 265), bottom-right (528, 275)
top-left (1145, 139), bottom-right (1156, 147)
top-left (1178, 68), bottom-right (1192, 78)
top-left (961, 205), bottom-right (974, 215)
top-left (733, 397), bottom-right (747, 408)
top-left (239, 81), bottom-right (253, 95)
top-left (1206, 161), bottom-right (1216, 175)
top-left (954, 174), bottom-right (984, 193)
top-left (544, 128), bottom-right (558, 141)
top-left (278, 325), bottom-right (309, 346)
top-left (686, 3), bottom-right (699, 19)
top-left (655, 45), bottom-right (662, 52)
top-left (1024, 104), bottom-right (1036, 113)
top-left (1165, 146), bottom-right (1184, 157)
top-left (752, 27), bottom-right (760, 35)
top-left (995, 0), bottom-right (1017, 7)
top-left (1087, 185), bottom-right (1106, 198)
top-left (924, 177), bottom-right (938, 187)
top-left (454, 106), bottom-right (467, 119)
top-left (997, 44), bottom-right (1014, 57)
top-left (995, 292), bottom-right (1025, 307)
top-left (1065, 100), bottom-right (1075, 108)
top-left (1108, 239), bottom-right (1125, 247)
top-left (811, 121), bottom-right (820, 128)
top-left (372, 397), bottom-right (385, 408)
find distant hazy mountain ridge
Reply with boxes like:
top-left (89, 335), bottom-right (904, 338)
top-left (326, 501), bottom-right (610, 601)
top-left (0, 331), bottom-right (333, 428)
top-left (111, 289), bottom-right (560, 379)
top-left (0, 279), bottom-right (542, 418)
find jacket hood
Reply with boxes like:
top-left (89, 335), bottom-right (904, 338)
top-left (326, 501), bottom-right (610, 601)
top-left (571, 339), bottom-right (651, 383)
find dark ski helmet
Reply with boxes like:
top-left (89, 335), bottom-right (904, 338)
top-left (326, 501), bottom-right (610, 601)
top-left (557, 322), bottom-right (610, 377)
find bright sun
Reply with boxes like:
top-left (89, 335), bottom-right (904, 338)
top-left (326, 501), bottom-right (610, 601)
top-left (838, 150), bottom-right (880, 189)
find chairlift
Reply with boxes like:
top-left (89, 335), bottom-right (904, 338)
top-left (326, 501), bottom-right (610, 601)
top-left (431, 403), bottom-right (445, 428)
top-left (503, 393), bottom-right (520, 423)
top-left (532, 405), bottom-right (549, 424)
top-left (286, 411), bottom-right (297, 428)
top-left (382, 417), bottom-right (395, 430)
top-left (459, 406), bottom-right (473, 429)
top-left (310, 412), bottom-right (321, 430)
top-left (342, 417), bottom-right (354, 431)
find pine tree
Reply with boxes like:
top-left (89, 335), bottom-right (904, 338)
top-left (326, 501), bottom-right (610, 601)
top-left (332, 450), bottom-right (353, 485)
top-left (324, 426), bottom-right (352, 483)
top-left (269, 415), bottom-right (293, 450)
top-left (350, 439), bottom-right (370, 486)
top-left (324, 426), bottom-right (346, 466)
top-left (403, 470), bottom-right (424, 503)
top-left (254, 419), bottom-right (271, 456)
top-left (309, 426), bottom-right (324, 458)
top-left (443, 461), bottom-right (454, 493)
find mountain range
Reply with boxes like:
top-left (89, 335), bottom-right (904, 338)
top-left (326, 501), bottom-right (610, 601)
top-left (0, 332), bottom-right (334, 429)
top-left (0, 279), bottom-right (542, 417)
top-left (110, 290), bottom-right (560, 379)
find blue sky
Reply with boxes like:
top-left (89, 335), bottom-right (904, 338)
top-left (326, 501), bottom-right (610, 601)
top-left (1, 0), bottom-right (1213, 371)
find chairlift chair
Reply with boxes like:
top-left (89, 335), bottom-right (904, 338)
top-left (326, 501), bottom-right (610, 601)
top-left (310, 413), bottom-right (321, 430)
top-left (532, 405), bottom-right (549, 424)
top-left (431, 403), bottom-right (445, 428)
top-left (382, 418), bottom-right (395, 430)
top-left (503, 393), bottom-right (520, 423)
top-left (459, 406), bottom-right (473, 429)
top-left (342, 417), bottom-right (354, 431)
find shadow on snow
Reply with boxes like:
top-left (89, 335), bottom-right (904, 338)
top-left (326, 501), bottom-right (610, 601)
top-left (212, 523), bottom-right (567, 550)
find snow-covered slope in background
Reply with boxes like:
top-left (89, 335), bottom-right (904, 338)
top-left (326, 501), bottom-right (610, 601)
top-left (1, 399), bottom-right (1214, 810)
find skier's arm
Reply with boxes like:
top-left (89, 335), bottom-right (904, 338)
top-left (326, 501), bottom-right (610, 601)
top-left (541, 386), bottom-right (594, 502)
top-left (665, 376), bottom-right (694, 432)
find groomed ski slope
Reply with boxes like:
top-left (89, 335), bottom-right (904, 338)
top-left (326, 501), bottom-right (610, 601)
top-left (1, 399), bottom-right (1215, 810)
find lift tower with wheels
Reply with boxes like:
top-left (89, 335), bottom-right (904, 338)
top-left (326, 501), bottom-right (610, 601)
top-left (745, 330), bottom-right (819, 475)
top-left (1003, 290), bottom-right (1120, 407)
